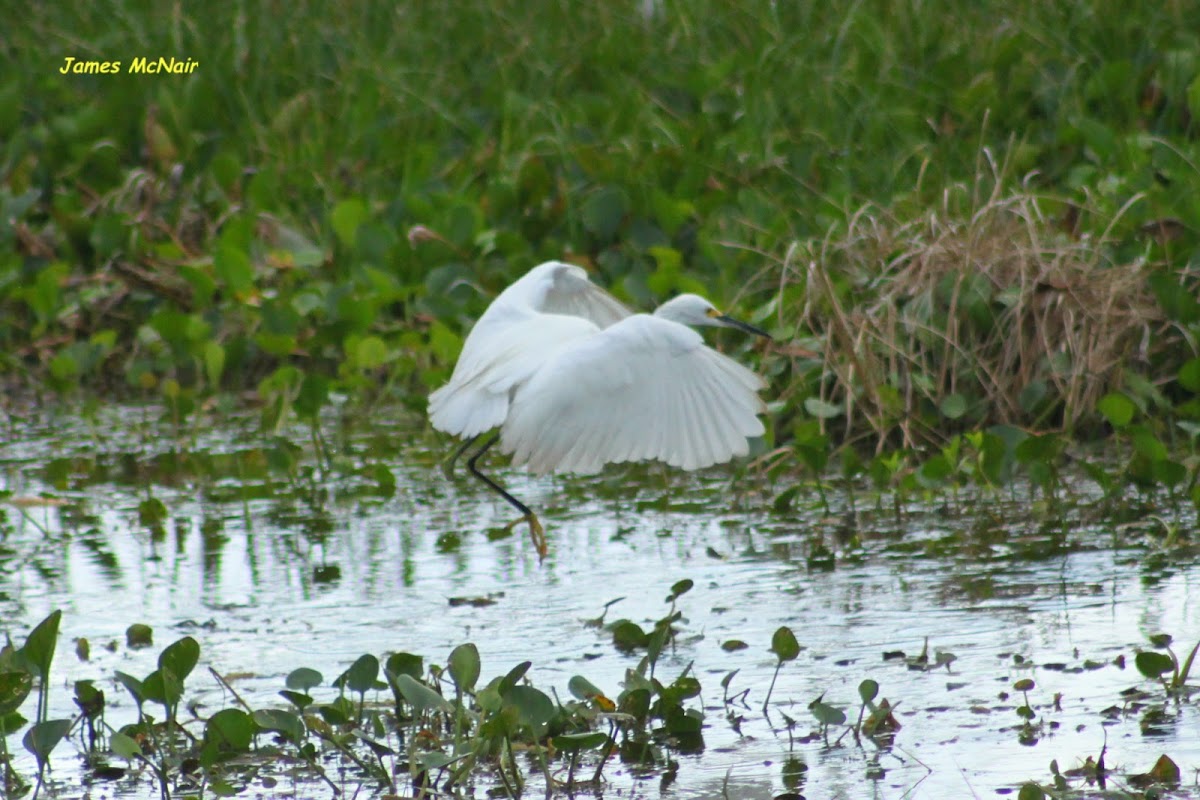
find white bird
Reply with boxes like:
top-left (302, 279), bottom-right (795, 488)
top-left (428, 260), bottom-right (770, 557)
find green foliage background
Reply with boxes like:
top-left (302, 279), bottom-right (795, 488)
top-left (3, 0), bottom-right (1200, 429)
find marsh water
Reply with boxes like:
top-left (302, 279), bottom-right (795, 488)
top-left (2, 405), bottom-right (1198, 799)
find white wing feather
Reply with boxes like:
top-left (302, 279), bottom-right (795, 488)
top-left (428, 311), bottom-right (597, 437)
top-left (500, 315), bottom-right (766, 475)
top-left (428, 261), bottom-right (630, 437)
top-left (534, 262), bottom-right (631, 328)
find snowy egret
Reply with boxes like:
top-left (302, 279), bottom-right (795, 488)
top-left (428, 260), bottom-right (770, 556)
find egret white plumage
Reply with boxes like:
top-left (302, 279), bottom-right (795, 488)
top-left (428, 260), bottom-right (770, 557)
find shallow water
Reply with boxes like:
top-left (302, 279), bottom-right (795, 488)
top-left (1, 405), bottom-right (1198, 798)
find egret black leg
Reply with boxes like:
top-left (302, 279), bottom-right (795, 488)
top-left (466, 433), bottom-right (547, 558)
top-left (442, 434), bottom-right (480, 480)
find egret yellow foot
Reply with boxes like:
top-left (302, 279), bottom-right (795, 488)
top-left (505, 512), bottom-right (547, 559)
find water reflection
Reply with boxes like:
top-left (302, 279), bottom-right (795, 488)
top-left (0, 406), bottom-right (1197, 798)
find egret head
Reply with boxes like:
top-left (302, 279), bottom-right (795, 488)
top-left (654, 294), bottom-right (771, 338)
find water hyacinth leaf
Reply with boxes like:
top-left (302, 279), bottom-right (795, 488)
top-left (667, 579), bottom-right (694, 601)
top-left (1130, 427), bottom-right (1168, 462)
top-left (1135, 651), bottom-right (1174, 680)
top-left (0, 672), bottom-right (33, 715)
top-left (142, 668), bottom-right (183, 712)
top-left (114, 671), bottom-right (145, 706)
top-left (1148, 633), bottom-right (1173, 648)
top-left (1013, 678), bottom-right (1035, 692)
top-left (918, 454), bottom-right (953, 484)
top-left (1015, 433), bottom-right (1059, 464)
top-left (1017, 381), bottom-right (1047, 414)
top-left (722, 640), bottom-right (749, 652)
top-left (214, 240), bottom-right (255, 299)
top-left (610, 620), bottom-right (649, 652)
top-left (354, 729), bottom-right (395, 757)
top-left (126, 624), bottom-right (154, 649)
top-left (668, 676), bottom-right (702, 700)
top-left (772, 485), bottom-right (799, 513)
top-left (74, 680), bottom-right (104, 719)
top-left (1149, 271), bottom-right (1200, 324)
top-left (581, 186), bottom-right (628, 240)
top-left (771, 627), bottom-right (801, 662)
top-left (295, 373), bottom-right (330, 419)
top-left (507, 685), bottom-right (556, 735)
top-left (209, 780), bottom-right (239, 797)
top-left (940, 393), bottom-right (967, 419)
top-left (553, 731), bottom-right (609, 752)
top-left (810, 699), bottom-right (846, 727)
top-left (21, 609), bottom-right (61, 679)
top-left (159, 637), bottom-right (200, 684)
top-left (331, 198), bottom-right (368, 248)
top-left (110, 731), bottom-right (142, 760)
top-left (318, 697), bottom-right (353, 725)
top-left (253, 708), bottom-right (305, 743)
top-left (664, 706), bottom-right (704, 736)
top-left (1153, 458), bottom-right (1187, 487)
top-left (619, 687), bottom-right (652, 722)
top-left (354, 336), bottom-right (390, 370)
top-left (204, 341), bottom-right (225, 387)
top-left (499, 661), bottom-right (532, 695)
top-left (443, 202), bottom-right (480, 248)
top-left (858, 679), bottom-right (879, 705)
top-left (568, 675), bottom-right (603, 702)
top-left (1147, 754), bottom-right (1181, 784)
top-left (393, 674), bottom-right (452, 714)
top-left (428, 319), bottom-right (463, 365)
top-left (475, 682), bottom-right (503, 714)
top-left (286, 667), bottom-right (323, 692)
top-left (1097, 393), bottom-right (1134, 427)
top-left (647, 623), bottom-right (670, 665)
top-left (448, 643), bottom-right (481, 693)
top-left (345, 654), bottom-right (380, 695)
top-left (1017, 784), bottom-right (1046, 800)
top-left (279, 690), bottom-right (313, 710)
top-left (385, 652), bottom-right (423, 681)
top-left (23, 718), bottom-right (72, 768)
top-left (803, 396), bottom-right (843, 419)
top-left (1179, 358), bottom-right (1200, 392)
top-left (202, 708), bottom-right (255, 766)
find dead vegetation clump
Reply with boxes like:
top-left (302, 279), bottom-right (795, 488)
top-left (791, 180), bottom-right (1172, 450)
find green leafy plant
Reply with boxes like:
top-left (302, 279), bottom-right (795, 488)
top-left (1135, 634), bottom-right (1200, 693)
top-left (763, 626), bottom-right (801, 711)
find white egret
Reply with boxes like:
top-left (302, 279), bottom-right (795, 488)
top-left (428, 260), bottom-right (770, 556)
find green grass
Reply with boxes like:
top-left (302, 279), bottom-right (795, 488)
top-left (3, 0), bottom-right (1200, 433)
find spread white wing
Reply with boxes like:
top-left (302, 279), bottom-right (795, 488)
top-left (500, 314), bottom-right (766, 475)
top-left (530, 262), bottom-right (631, 329)
top-left (428, 262), bottom-right (630, 437)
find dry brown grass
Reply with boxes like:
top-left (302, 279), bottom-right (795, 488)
top-left (779, 160), bottom-right (1173, 451)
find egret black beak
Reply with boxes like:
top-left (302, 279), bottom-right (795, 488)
top-left (717, 314), bottom-right (772, 339)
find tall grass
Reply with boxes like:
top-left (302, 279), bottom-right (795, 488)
top-left (2, 1), bottom-right (1199, 427)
